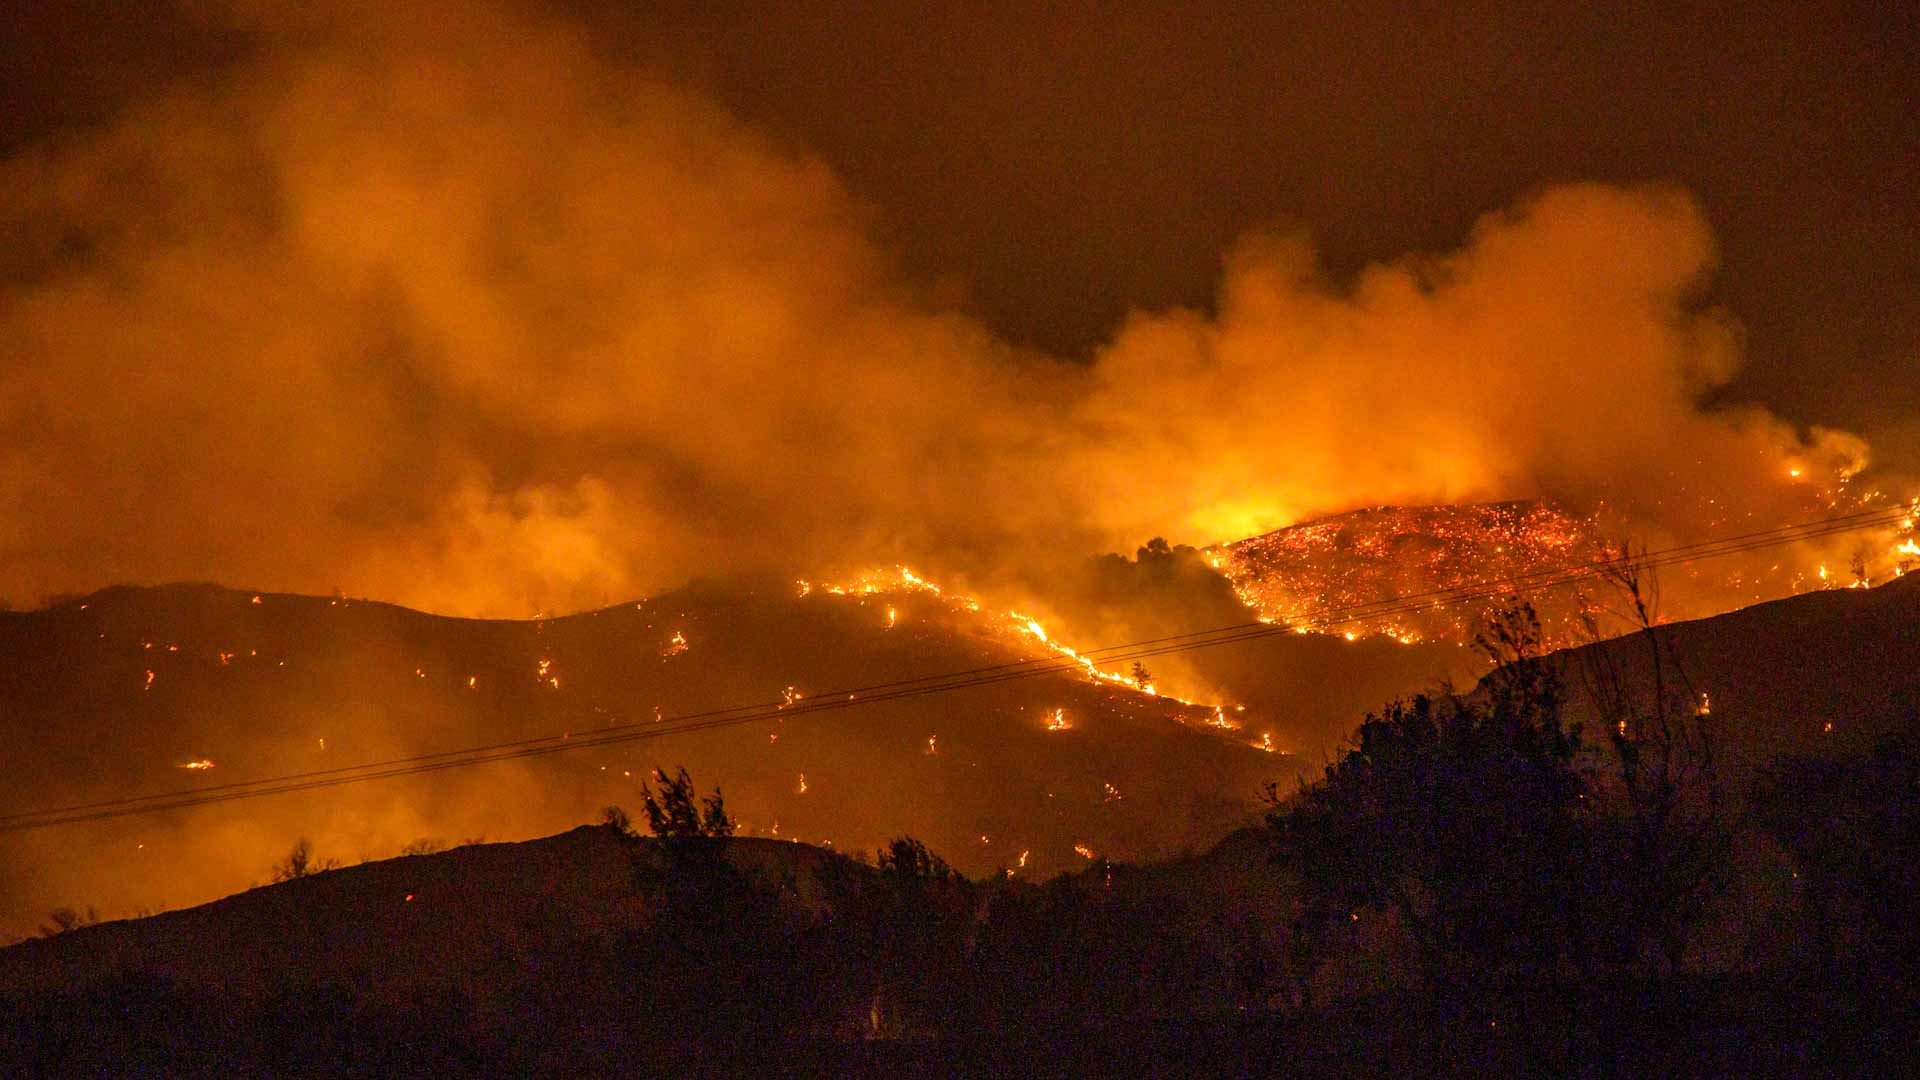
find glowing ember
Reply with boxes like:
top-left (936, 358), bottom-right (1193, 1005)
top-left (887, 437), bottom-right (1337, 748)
top-left (1073, 844), bottom-right (1096, 859)
top-left (662, 631), bottom-right (689, 657)
top-left (795, 773), bottom-right (809, 795)
top-left (142, 670), bottom-right (155, 691)
top-left (1215, 501), bottom-right (1603, 646)
top-left (1212, 496), bottom-right (1919, 648)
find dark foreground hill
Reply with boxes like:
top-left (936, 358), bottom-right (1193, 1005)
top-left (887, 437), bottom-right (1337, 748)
top-left (2, 821), bottom-right (1913, 1077)
top-left (1548, 570), bottom-right (1920, 762)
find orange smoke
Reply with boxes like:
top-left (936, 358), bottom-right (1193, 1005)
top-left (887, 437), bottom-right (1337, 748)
top-left (0, 1), bottom-right (1903, 618)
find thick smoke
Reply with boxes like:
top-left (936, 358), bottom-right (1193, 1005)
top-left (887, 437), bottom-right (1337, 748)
top-left (0, 1), bottom-right (1889, 618)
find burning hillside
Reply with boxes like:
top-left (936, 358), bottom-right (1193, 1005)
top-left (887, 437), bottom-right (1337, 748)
top-left (1214, 501), bottom-right (1604, 646)
top-left (1214, 494), bottom-right (1920, 649)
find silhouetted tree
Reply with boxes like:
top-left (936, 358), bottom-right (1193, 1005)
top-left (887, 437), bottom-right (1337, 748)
top-left (1269, 604), bottom-right (1588, 988)
top-left (269, 838), bottom-right (338, 883)
top-left (638, 767), bottom-right (734, 843)
top-left (1577, 550), bottom-right (1732, 971)
top-left (621, 768), bottom-right (811, 1056)
top-left (855, 838), bottom-right (974, 1035)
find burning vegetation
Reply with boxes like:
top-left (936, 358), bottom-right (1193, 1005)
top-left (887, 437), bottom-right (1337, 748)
top-left (1216, 491), bottom-right (1919, 649)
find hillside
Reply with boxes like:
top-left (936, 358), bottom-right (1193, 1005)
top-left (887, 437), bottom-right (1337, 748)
top-left (1547, 570), bottom-right (1920, 760)
top-left (0, 577), bottom-right (1323, 939)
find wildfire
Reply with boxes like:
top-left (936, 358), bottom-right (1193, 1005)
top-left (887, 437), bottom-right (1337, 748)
top-left (1044, 708), bottom-right (1071, 732)
top-left (662, 631), bottom-right (689, 657)
top-left (1074, 844), bottom-right (1096, 860)
top-left (796, 773), bottom-right (809, 795)
top-left (816, 565), bottom-right (1203, 703)
top-left (1212, 494), bottom-right (1920, 649)
top-left (177, 759), bottom-right (214, 770)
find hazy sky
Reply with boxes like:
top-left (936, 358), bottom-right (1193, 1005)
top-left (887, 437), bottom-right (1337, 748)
top-left (7, 1), bottom-right (1911, 455)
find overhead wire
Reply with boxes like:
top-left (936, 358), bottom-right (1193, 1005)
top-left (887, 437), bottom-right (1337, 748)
top-left (1, 503), bottom-right (1910, 832)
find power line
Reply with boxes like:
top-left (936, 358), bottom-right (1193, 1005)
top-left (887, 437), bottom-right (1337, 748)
top-left (1, 504), bottom-right (1909, 832)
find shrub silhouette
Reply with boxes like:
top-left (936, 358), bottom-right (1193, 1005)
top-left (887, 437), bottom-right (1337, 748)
top-left (1269, 604), bottom-right (1588, 987)
top-left (620, 767), bottom-right (811, 1055)
top-left (269, 839), bottom-right (339, 883)
top-left (39, 905), bottom-right (99, 937)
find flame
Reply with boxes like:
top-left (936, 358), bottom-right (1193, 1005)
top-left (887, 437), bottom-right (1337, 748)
top-left (817, 566), bottom-right (1210, 706)
top-left (795, 773), bottom-right (808, 795)
top-left (177, 759), bottom-right (214, 770)
top-left (662, 631), bottom-right (689, 657)
top-left (1073, 844), bottom-right (1096, 860)
top-left (142, 670), bottom-right (155, 691)
top-left (1044, 707), bottom-right (1071, 732)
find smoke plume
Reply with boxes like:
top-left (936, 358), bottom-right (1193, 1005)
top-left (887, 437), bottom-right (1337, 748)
top-left (0, 1), bottom-right (1892, 617)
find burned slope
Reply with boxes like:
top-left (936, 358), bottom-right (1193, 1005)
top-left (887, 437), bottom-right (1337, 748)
top-left (0, 579), bottom-right (1296, 937)
top-left (1546, 571), bottom-right (1920, 762)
